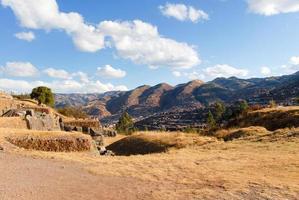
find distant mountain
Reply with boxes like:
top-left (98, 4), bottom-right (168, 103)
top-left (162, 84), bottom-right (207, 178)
top-left (55, 71), bottom-right (299, 124)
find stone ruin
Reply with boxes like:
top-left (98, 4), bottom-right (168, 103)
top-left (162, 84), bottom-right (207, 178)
top-left (1, 108), bottom-right (116, 155)
top-left (0, 92), bottom-right (116, 155)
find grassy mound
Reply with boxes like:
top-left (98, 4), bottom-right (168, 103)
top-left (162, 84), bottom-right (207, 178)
top-left (215, 126), bottom-right (270, 141)
top-left (106, 132), bottom-right (216, 156)
top-left (228, 106), bottom-right (299, 131)
top-left (216, 126), bottom-right (299, 142)
top-left (6, 131), bottom-right (93, 152)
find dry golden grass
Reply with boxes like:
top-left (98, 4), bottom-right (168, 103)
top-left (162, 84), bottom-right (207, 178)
top-left (17, 132), bottom-right (298, 199)
top-left (230, 106), bottom-right (299, 131)
top-left (215, 126), bottom-right (270, 141)
top-left (0, 128), bottom-right (94, 152)
top-left (107, 132), bottom-right (216, 155)
top-left (1, 128), bottom-right (299, 199)
top-left (0, 117), bottom-right (27, 129)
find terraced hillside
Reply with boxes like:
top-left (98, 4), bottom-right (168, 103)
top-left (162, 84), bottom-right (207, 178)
top-left (56, 72), bottom-right (299, 125)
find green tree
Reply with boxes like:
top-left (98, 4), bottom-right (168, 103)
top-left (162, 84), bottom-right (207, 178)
top-left (30, 86), bottom-right (55, 107)
top-left (207, 111), bottom-right (216, 130)
top-left (116, 112), bottom-right (134, 135)
top-left (238, 100), bottom-right (249, 114)
top-left (214, 101), bottom-right (226, 121)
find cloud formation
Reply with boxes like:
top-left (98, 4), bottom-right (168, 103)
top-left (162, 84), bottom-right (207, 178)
top-left (172, 64), bottom-right (248, 81)
top-left (290, 56), bottom-right (299, 65)
top-left (0, 78), bottom-right (128, 93)
top-left (0, 61), bottom-right (128, 93)
top-left (248, 0), bottom-right (299, 16)
top-left (280, 56), bottom-right (299, 74)
top-left (204, 64), bottom-right (249, 79)
top-left (159, 3), bottom-right (209, 23)
top-left (0, 62), bottom-right (38, 77)
top-left (14, 31), bottom-right (35, 41)
top-left (260, 66), bottom-right (271, 76)
top-left (99, 20), bottom-right (200, 68)
top-left (97, 65), bottom-right (126, 79)
top-left (43, 68), bottom-right (71, 79)
top-left (2, 0), bottom-right (200, 69)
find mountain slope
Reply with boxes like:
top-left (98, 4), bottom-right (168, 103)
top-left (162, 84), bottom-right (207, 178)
top-left (55, 71), bottom-right (299, 124)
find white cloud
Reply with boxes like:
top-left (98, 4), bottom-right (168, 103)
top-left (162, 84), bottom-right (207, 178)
top-left (0, 62), bottom-right (38, 77)
top-left (43, 68), bottom-right (71, 79)
top-left (248, 0), bottom-right (299, 16)
top-left (97, 65), bottom-right (126, 79)
top-left (1, 0), bottom-right (105, 52)
top-left (73, 71), bottom-right (89, 83)
top-left (204, 64), bottom-right (249, 79)
top-left (280, 56), bottom-right (299, 74)
top-left (185, 71), bottom-right (205, 80)
top-left (290, 56), bottom-right (299, 65)
top-left (0, 78), bottom-right (128, 93)
top-left (159, 3), bottom-right (209, 23)
top-left (2, 0), bottom-right (201, 69)
top-left (172, 71), bottom-right (182, 77)
top-left (14, 31), bottom-right (35, 41)
top-left (260, 66), bottom-right (271, 76)
top-left (99, 20), bottom-right (200, 68)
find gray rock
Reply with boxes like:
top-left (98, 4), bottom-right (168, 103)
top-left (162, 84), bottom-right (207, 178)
top-left (99, 147), bottom-right (115, 156)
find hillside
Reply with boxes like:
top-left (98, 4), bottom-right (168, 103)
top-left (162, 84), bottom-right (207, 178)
top-left (55, 71), bottom-right (299, 124)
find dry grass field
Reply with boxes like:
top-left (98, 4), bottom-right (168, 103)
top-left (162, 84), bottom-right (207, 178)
top-left (230, 106), bottom-right (299, 131)
top-left (1, 128), bottom-right (298, 199)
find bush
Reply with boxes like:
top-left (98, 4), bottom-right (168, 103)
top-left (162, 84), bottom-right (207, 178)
top-left (30, 86), bottom-right (55, 107)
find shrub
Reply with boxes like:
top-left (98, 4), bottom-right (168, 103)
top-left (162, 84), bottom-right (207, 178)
top-left (30, 86), bottom-right (55, 107)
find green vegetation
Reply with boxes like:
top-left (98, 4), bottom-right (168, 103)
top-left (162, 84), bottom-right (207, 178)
top-left (57, 107), bottom-right (88, 119)
top-left (213, 101), bottom-right (226, 121)
top-left (116, 112), bottom-right (135, 135)
top-left (30, 86), bottom-right (55, 107)
top-left (207, 111), bottom-right (216, 130)
top-left (238, 100), bottom-right (249, 114)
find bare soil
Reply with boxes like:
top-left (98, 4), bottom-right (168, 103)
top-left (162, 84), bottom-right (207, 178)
top-left (0, 152), bottom-right (158, 200)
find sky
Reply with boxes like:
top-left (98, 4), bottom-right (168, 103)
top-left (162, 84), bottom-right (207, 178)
top-left (0, 0), bottom-right (299, 93)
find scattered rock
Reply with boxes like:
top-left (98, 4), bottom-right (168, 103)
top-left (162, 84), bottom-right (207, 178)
top-left (99, 147), bottom-right (115, 156)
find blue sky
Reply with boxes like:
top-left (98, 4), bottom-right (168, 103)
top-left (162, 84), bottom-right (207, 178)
top-left (0, 0), bottom-right (299, 93)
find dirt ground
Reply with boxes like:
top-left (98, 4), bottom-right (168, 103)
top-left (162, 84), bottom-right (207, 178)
top-left (1, 129), bottom-right (299, 200)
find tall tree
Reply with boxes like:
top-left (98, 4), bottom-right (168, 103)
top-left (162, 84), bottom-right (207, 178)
top-left (238, 100), bottom-right (249, 114)
top-left (116, 112), bottom-right (134, 135)
top-left (214, 101), bottom-right (226, 121)
top-left (207, 111), bottom-right (216, 130)
top-left (30, 86), bottom-right (55, 107)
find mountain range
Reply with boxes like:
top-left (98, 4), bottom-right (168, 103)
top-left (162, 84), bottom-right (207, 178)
top-left (55, 71), bottom-right (299, 124)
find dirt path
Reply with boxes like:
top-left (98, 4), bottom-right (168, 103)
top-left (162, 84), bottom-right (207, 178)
top-left (0, 152), bottom-right (156, 200)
